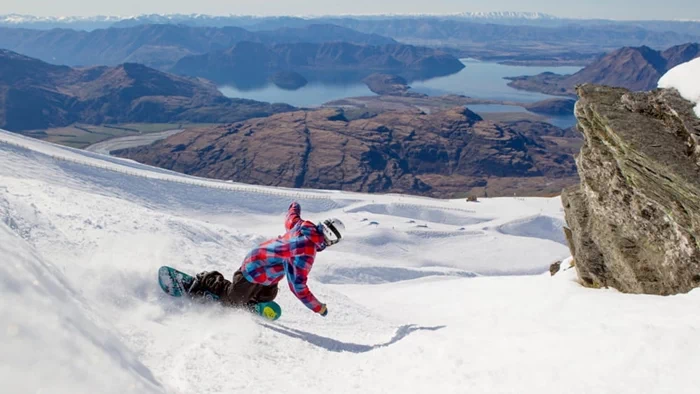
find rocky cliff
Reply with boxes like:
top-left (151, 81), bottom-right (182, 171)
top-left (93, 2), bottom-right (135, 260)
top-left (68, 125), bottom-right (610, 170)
top-left (562, 84), bottom-right (700, 295)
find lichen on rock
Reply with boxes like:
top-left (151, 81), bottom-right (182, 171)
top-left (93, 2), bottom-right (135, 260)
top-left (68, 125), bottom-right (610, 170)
top-left (563, 84), bottom-right (700, 295)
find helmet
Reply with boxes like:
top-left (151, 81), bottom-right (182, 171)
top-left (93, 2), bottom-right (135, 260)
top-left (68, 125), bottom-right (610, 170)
top-left (320, 218), bottom-right (345, 246)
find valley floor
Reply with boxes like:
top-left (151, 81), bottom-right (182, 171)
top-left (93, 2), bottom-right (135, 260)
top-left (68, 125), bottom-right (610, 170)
top-left (1, 129), bottom-right (699, 394)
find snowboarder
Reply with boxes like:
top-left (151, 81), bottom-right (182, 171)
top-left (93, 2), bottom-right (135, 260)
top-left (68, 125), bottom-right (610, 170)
top-left (187, 202), bottom-right (344, 317)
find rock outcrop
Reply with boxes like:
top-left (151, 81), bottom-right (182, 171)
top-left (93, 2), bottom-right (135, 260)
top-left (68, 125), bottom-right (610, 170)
top-left (562, 84), bottom-right (700, 295)
top-left (270, 71), bottom-right (308, 90)
top-left (116, 107), bottom-right (580, 198)
top-left (362, 73), bottom-right (425, 97)
top-left (523, 98), bottom-right (576, 116)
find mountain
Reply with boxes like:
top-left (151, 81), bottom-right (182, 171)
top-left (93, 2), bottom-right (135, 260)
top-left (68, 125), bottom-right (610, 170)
top-left (663, 42), bottom-right (700, 69)
top-left (0, 12), bottom-right (557, 30)
top-left (113, 15), bottom-right (310, 30)
top-left (3, 13), bottom-right (700, 46)
top-left (3, 14), bottom-right (700, 65)
top-left (0, 50), bottom-right (293, 131)
top-left (0, 14), bottom-right (313, 30)
top-left (506, 43), bottom-right (700, 96)
top-left (114, 106), bottom-right (578, 198)
top-left (255, 24), bottom-right (394, 46)
top-left (322, 18), bottom-right (700, 53)
top-left (0, 13), bottom-right (124, 30)
top-left (171, 41), bottom-right (465, 84)
top-left (0, 24), bottom-right (396, 69)
top-left (439, 11), bottom-right (565, 27)
top-left (3, 15), bottom-right (700, 69)
top-left (564, 46), bottom-right (668, 90)
top-left (454, 11), bottom-right (558, 20)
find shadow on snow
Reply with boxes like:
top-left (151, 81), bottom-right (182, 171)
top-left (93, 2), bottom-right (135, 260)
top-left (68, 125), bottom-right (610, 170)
top-left (260, 323), bottom-right (446, 353)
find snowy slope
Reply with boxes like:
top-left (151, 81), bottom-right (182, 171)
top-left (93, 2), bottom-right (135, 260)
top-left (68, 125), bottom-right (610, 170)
top-left (659, 57), bottom-right (700, 117)
top-left (1, 128), bottom-right (699, 393)
top-left (0, 222), bottom-right (165, 394)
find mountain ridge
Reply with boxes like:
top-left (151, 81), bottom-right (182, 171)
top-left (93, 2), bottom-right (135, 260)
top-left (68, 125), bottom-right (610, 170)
top-left (115, 107), bottom-right (580, 198)
top-left (0, 50), bottom-right (293, 131)
top-left (171, 41), bottom-right (465, 84)
top-left (506, 43), bottom-right (700, 96)
top-left (0, 12), bottom-right (560, 27)
top-left (2, 15), bottom-right (699, 69)
top-left (0, 23), bottom-right (397, 69)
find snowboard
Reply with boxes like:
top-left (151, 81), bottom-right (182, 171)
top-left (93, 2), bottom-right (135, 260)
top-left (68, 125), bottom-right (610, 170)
top-left (157, 266), bottom-right (282, 321)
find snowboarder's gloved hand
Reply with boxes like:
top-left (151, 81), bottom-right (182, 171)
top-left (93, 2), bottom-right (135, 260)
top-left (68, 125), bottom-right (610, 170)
top-left (318, 304), bottom-right (328, 317)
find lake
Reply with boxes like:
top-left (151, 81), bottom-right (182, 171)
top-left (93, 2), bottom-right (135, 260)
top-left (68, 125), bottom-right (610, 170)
top-left (220, 59), bottom-right (583, 126)
top-left (410, 59), bottom-right (582, 103)
top-left (466, 104), bottom-right (577, 129)
top-left (219, 82), bottom-right (376, 108)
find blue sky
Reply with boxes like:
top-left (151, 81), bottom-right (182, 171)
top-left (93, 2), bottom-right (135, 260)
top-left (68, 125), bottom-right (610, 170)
top-left (2, 0), bottom-right (699, 21)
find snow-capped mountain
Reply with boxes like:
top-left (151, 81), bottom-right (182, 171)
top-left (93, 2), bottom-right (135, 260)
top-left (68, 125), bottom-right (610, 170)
top-left (0, 13), bottom-right (128, 30)
top-left (0, 12), bottom-right (558, 25)
top-left (455, 11), bottom-right (559, 20)
top-left (2, 12), bottom-right (698, 33)
top-left (2, 125), bottom-right (700, 393)
top-left (0, 13), bottom-right (125, 24)
top-left (0, 11), bottom-right (562, 30)
top-left (0, 13), bottom-right (248, 30)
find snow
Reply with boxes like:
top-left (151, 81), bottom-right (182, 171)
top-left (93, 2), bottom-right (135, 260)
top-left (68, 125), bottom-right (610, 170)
top-left (1, 128), bottom-right (700, 393)
top-left (658, 57), bottom-right (700, 117)
top-left (0, 218), bottom-right (164, 393)
top-left (0, 11), bottom-right (559, 26)
top-left (0, 14), bottom-right (125, 24)
top-left (456, 11), bottom-right (558, 20)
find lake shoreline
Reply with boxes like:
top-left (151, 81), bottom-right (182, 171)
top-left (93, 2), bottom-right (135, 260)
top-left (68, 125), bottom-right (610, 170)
top-left (322, 94), bottom-right (577, 129)
top-left (220, 59), bottom-right (583, 128)
top-left (220, 59), bottom-right (582, 105)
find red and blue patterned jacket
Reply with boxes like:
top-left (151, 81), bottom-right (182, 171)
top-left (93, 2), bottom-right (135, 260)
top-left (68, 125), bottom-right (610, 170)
top-left (240, 202), bottom-right (326, 312)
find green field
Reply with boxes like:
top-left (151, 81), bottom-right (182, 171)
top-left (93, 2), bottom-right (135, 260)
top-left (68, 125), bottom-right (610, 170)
top-left (19, 123), bottom-right (221, 149)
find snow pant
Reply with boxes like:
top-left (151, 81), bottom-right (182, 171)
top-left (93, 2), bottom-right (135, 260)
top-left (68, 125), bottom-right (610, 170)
top-left (194, 269), bottom-right (278, 308)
